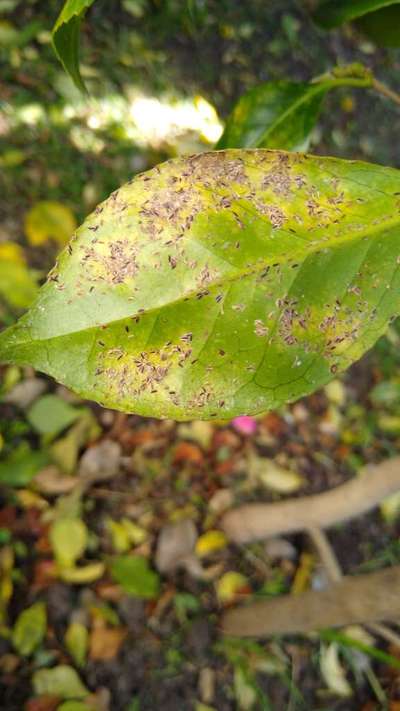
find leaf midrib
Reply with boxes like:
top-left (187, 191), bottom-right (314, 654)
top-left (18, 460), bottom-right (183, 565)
top-left (2, 210), bottom-right (400, 354)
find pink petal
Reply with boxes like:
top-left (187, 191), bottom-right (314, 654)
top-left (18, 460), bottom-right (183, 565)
top-left (231, 415), bottom-right (257, 435)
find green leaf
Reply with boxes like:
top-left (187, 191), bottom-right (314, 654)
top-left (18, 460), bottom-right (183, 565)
top-left (33, 664), bottom-right (89, 699)
top-left (65, 621), bottom-right (88, 667)
top-left (217, 66), bottom-right (372, 151)
top-left (110, 555), bottom-right (160, 599)
top-left (12, 601), bottom-right (46, 656)
top-left (27, 394), bottom-right (82, 437)
top-left (52, 0), bottom-right (96, 92)
top-left (1, 150), bottom-right (400, 420)
top-left (356, 5), bottom-right (400, 47)
top-left (50, 517), bottom-right (88, 568)
top-left (314, 0), bottom-right (400, 46)
top-left (0, 442), bottom-right (48, 487)
top-left (58, 703), bottom-right (92, 711)
top-left (313, 0), bottom-right (398, 27)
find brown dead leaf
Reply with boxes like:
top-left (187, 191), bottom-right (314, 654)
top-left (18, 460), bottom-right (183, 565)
top-left (261, 413), bottom-right (288, 437)
top-left (34, 466), bottom-right (77, 495)
top-left (173, 442), bottom-right (204, 466)
top-left (31, 559), bottom-right (57, 592)
top-left (79, 440), bottom-right (121, 483)
top-left (89, 626), bottom-right (127, 661)
top-left (25, 696), bottom-right (60, 711)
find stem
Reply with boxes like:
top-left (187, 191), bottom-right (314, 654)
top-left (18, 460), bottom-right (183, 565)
top-left (372, 77), bottom-right (400, 107)
top-left (221, 457), bottom-right (400, 544)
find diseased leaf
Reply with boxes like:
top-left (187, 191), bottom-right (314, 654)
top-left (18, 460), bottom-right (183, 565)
top-left (12, 601), bottom-right (46, 656)
top-left (110, 555), bottom-right (160, 599)
top-left (217, 67), bottom-right (372, 151)
top-left (52, 0), bottom-right (96, 92)
top-left (33, 665), bottom-right (89, 699)
top-left (1, 150), bottom-right (400, 421)
top-left (314, 0), bottom-right (400, 46)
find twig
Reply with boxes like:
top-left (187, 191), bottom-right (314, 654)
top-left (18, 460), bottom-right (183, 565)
top-left (368, 622), bottom-right (400, 649)
top-left (372, 78), bottom-right (400, 108)
top-left (221, 457), bottom-right (400, 544)
top-left (221, 566), bottom-right (400, 637)
top-left (307, 527), bottom-right (341, 582)
top-left (307, 527), bottom-right (400, 649)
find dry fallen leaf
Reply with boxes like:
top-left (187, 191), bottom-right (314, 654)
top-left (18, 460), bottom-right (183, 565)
top-left (78, 440), bottom-right (121, 482)
top-left (89, 626), bottom-right (127, 661)
top-left (34, 467), bottom-right (77, 495)
top-left (155, 519), bottom-right (197, 574)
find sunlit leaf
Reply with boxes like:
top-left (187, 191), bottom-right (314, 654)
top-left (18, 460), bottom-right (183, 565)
top-left (314, 0), bottom-right (400, 47)
top-left (12, 601), bottom-right (46, 656)
top-left (33, 664), bottom-right (89, 699)
top-left (107, 518), bottom-right (147, 553)
top-left (195, 530), bottom-right (228, 557)
top-left (59, 561), bottom-right (105, 583)
top-left (52, 0), bottom-right (96, 92)
top-left (0, 243), bottom-right (26, 265)
top-left (217, 66), bottom-right (372, 151)
top-left (0, 242), bottom-right (38, 310)
top-left (50, 517), bottom-right (88, 568)
top-left (1, 151), bottom-right (400, 420)
top-left (110, 555), bottom-right (160, 599)
top-left (216, 572), bottom-right (249, 603)
top-left (25, 201), bottom-right (77, 247)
